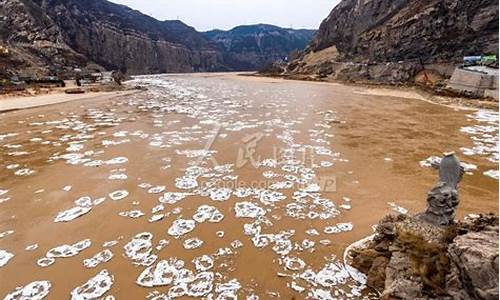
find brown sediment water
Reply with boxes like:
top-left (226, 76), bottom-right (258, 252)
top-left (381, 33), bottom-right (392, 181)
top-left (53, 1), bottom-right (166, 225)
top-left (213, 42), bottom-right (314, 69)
top-left (0, 73), bottom-right (497, 299)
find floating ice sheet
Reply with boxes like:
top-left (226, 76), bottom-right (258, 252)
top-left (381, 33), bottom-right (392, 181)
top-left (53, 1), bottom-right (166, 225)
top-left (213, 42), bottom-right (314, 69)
top-left (83, 249), bottom-right (114, 268)
top-left (70, 269), bottom-right (114, 300)
top-left (109, 190), bottom-right (129, 201)
top-left (124, 232), bottom-right (157, 266)
top-left (234, 202), bottom-right (266, 218)
top-left (0, 249), bottom-right (14, 267)
top-left (54, 206), bottom-right (92, 223)
top-left (193, 205), bottom-right (224, 223)
top-left (4, 280), bottom-right (51, 300)
top-left (167, 219), bottom-right (196, 237)
top-left (183, 238), bottom-right (204, 250)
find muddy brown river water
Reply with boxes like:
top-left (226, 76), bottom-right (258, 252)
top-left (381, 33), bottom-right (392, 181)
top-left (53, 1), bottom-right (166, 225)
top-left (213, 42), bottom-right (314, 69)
top-left (0, 73), bottom-right (498, 299)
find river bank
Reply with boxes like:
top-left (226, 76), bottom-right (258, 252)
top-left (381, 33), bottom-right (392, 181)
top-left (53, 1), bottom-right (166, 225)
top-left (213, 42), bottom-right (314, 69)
top-left (251, 73), bottom-right (499, 111)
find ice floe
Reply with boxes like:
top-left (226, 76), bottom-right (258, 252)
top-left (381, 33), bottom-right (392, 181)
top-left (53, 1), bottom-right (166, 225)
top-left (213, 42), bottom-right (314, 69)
top-left (70, 269), bottom-right (114, 300)
top-left (234, 202), bottom-right (266, 218)
top-left (4, 281), bottom-right (51, 300)
top-left (124, 232), bottom-right (157, 266)
top-left (183, 238), bottom-right (204, 250)
top-left (83, 249), bottom-right (114, 268)
top-left (109, 190), bottom-right (129, 201)
top-left (0, 249), bottom-right (14, 267)
top-left (167, 219), bottom-right (196, 237)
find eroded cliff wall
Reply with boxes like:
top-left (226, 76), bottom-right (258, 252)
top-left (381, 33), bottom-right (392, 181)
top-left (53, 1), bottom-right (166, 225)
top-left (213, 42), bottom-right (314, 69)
top-left (288, 0), bottom-right (499, 84)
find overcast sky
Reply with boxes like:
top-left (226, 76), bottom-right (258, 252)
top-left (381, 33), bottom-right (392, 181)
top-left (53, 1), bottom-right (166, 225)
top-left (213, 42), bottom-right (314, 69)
top-left (110, 0), bottom-right (340, 31)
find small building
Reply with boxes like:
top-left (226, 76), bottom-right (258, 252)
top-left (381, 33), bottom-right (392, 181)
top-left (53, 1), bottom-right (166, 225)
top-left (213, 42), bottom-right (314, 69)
top-left (76, 70), bottom-right (118, 86)
top-left (447, 66), bottom-right (499, 99)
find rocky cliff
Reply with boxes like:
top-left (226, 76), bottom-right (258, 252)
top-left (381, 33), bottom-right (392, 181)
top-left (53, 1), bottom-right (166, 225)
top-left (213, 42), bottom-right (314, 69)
top-left (204, 24), bottom-right (315, 71)
top-left (350, 214), bottom-right (499, 299)
top-left (0, 0), bottom-right (227, 76)
top-left (0, 1), bottom-right (316, 77)
top-left (287, 0), bottom-right (499, 84)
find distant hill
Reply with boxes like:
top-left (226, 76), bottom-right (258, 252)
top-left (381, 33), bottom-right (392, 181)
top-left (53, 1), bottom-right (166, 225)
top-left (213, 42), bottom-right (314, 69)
top-left (204, 24), bottom-right (316, 70)
top-left (0, 1), bottom-right (316, 77)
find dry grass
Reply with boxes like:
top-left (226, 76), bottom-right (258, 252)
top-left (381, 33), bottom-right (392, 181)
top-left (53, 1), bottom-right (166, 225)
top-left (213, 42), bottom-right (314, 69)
top-left (301, 46), bottom-right (339, 66)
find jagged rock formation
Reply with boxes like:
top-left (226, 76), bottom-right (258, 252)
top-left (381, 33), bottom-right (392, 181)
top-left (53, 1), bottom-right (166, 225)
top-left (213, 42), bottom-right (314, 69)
top-left (349, 154), bottom-right (498, 299)
top-left (0, 1), bottom-right (315, 76)
top-left (351, 214), bottom-right (499, 299)
top-left (0, 0), bottom-right (226, 76)
top-left (416, 153), bottom-right (464, 226)
top-left (204, 24), bottom-right (315, 71)
top-left (286, 0), bottom-right (499, 84)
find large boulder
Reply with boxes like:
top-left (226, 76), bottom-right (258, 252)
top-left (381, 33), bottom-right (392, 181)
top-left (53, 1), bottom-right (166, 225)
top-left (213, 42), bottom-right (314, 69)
top-left (350, 214), bottom-right (499, 299)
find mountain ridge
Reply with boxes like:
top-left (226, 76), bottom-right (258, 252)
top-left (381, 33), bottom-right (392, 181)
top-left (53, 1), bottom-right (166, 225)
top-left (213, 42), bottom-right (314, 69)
top-left (203, 24), bottom-right (315, 70)
top-left (286, 0), bottom-right (498, 84)
top-left (0, 0), bottom-right (315, 77)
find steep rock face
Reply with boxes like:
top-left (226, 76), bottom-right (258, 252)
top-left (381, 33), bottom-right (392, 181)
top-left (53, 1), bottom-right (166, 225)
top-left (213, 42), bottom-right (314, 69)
top-left (0, 0), bottom-right (88, 76)
top-left (0, 0), bottom-right (226, 75)
top-left (350, 214), bottom-right (499, 299)
top-left (288, 0), bottom-right (499, 84)
top-left (35, 0), bottom-right (225, 74)
top-left (1, 1), bottom-right (317, 76)
top-left (204, 24), bottom-right (315, 70)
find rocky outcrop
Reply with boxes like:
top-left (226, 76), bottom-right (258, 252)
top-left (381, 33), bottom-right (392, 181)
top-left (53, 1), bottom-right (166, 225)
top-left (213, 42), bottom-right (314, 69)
top-left (204, 24), bottom-right (315, 71)
top-left (286, 0), bottom-right (499, 84)
top-left (0, 0), bottom-right (227, 75)
top-left (0, 1), bottom-right (316, 76)
top-left (350, 214), bottom-right (499, 299)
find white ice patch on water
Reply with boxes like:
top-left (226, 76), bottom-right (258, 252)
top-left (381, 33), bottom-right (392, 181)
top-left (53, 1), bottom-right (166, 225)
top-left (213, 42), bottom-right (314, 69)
top-left (108, 173), bottom-right (128, 180)
top-left (109, 190), bottom-right (129, 201)
top-left (284, 256), bottom-right (306, 271)
top-left (388, 202), bottom-right (409, 214)
top-left (54, 206), bottom-right (92, 223)
top-left (70, 269), bottom-right (114, 300)
top-left (38, 239), bottom-right (91, 267)
top-left (26, 244), bottom-right (39, 251)
top-left (148, 186), bottom-right (166, 194)
top-left (259, 190), bottom-right (286, 205)
top-left (105, 157), bottom-right (128, 165)
top-left (324, 223), bottom-right (354, 234)
top-left (0, 249), bottom-right (14, 267)
top-left (167, 219), bottom-right (196, 237)
top-left (159, 192), bottom-right (189, 204)
top-left (209, 188), bottom-right (232, 201)
top-left (234, 202), bottom-right (266, 218)
top-left (175, 177), bottom-right (198, 190)
top-left (124, 232), bottom-right (157, 266)
top-left (192, 205), bottom-right (224, 223)
top-left (484, 169), bottom-right (499, 180)
top-left (216, 279), bottom-right (241, 299)
top-left (183, 238), bottom-right (204, 250)
top-left (233, 187), bottom-right (255, 198)
top-left (0, 230), bottom-right (14, 239)
top-left (149, 214), bottom-right (165, 223)
top-left (460, 110), bottom-right (499, 166)
top-left (83, 249), bottom-right (114, 268)
top-left (136, 258), bottom-right (184, 287)
top-left (4, 280), bottom-right (51, 300)
top-left (192, 255), bottom-right (214, 272)
top-left (119, 210), bottom-right (145, 219)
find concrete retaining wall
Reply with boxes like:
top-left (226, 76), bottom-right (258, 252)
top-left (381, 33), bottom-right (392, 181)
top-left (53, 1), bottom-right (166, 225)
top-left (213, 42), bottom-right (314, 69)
top-left (447, 67), bottom-right (499, 99)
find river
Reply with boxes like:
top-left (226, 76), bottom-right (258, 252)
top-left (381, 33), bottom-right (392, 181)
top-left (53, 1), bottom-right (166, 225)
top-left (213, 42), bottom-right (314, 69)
top-left (0, 73), bottom-right (498, 299)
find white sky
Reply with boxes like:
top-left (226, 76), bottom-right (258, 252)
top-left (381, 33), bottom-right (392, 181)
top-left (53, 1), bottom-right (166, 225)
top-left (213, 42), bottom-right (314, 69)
top-left (110, 0), bottom-right (340, 31)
